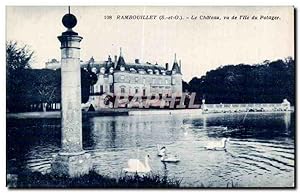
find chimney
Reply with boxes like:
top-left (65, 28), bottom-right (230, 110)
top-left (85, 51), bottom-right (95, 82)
top-left (165, 63), bottom-right (169, 70)
top-left (114, 55), bottom-right (118, 68)
top-left (135, 59), bottom-right (139, 64)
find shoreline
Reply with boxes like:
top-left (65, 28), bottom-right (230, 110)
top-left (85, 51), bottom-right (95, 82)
top-left (6, 107), bottom-right (294, 119)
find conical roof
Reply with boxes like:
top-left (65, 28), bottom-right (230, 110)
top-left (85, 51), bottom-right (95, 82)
top-left (171, 53), bottom-right (181, 74)
top-left (115, 47), bottom-right (126, 70)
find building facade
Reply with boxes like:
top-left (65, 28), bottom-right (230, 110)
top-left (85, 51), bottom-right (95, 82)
top-left (46, 49), bottom-right (183, 109)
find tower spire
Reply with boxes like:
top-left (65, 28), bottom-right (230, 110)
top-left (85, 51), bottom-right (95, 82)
top-left (120, 47), bottom-right (122, 57)
top-left (174, 53), bottom-right (177, 63)
top-left (68, 6), bottom-right (70, 14)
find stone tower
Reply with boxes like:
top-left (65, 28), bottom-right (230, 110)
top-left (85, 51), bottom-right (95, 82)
top-left (51, 7), bottom-right (91, 177)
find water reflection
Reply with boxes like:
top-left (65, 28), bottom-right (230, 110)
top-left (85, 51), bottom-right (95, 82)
top-left (7, 112), bottom-right (294, 187)
top-left (202, 114), bottom-right (207, 129)
top-left (284, 112), bottom-right (291, 130)
top-left (86, 115), bottom-right (184, 150)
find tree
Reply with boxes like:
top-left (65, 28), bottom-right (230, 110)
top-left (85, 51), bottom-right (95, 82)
top-left (186, 57), bottom-right (295, 105)
top-left (6, 41), bottom-right (98, 112)
top-left (81, 68), bottom-right (98, 103)
top-left (6, 41), bottom-right (35, 112)
top-left (182, 80), bottom-right (190, 93)
top-left (29, 69), bottom-right (61, 112)
top-left (6, 41), bottom-right (34, 72)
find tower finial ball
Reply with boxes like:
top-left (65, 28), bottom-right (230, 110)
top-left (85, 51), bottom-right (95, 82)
top-left (62, 13), bottom-right (77, 29)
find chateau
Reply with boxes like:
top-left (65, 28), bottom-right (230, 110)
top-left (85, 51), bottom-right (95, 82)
top-left (46, 49), bottom-right (183, 109)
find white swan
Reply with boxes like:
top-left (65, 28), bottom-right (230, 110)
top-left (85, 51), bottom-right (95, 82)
top-left (157, 144), bottom-right (166, 157)
top-left (123, 155), bottom-right (151, 173)
top-left (161, 153), bottom-right (180, 163)
top-left (204, 138), bottom-right (229, 151)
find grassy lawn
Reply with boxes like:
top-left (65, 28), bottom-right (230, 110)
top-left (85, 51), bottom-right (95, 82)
top-left (9, 170), bottom-right (181, 188)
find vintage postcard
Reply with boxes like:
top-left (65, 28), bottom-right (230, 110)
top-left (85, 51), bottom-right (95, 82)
top-left (6, 6), bottom-right (295, 188)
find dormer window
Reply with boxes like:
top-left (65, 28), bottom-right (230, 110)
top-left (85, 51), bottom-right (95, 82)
top-left (130, 68), bottom-right (137, 73)
top-left (100, 67), bottom-right (105, 74)
top-left (109, 67), bottom-right (114, 73)
top-left (155, 70), bottom-right (160, 75)
top-left (92, 67), bottom-right (97, 73)
top-left (138, 69), bottom-right (145, 74)
top-left (147, 69), bottom-right (153, 74)
top-left (120, 66), bottom-right (125, 71)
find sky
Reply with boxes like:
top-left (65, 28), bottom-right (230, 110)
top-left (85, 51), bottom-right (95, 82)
top-left (6, 6), bottom-right (294, 81)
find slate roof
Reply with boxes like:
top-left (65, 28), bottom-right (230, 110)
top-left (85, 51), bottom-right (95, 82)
top-left (172, 62), bottom-right (181, 74)
top-left (82, 55), bottom-right (181, 75)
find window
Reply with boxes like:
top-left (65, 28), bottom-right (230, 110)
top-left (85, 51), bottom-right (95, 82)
top-left (121, 87), bottom-right (125, 94)
top-left (135, 88), bottom-right (139, 94)
top-left (143, 78), bottom-right (146, 84)
top-left (90, 86), bottom-right (94, 94)
top-left (110, 85), bottom-right (113, 93)
top-left (143, 89), bottom-right (146, 96)
top-left (120, 75), bottom-right (125, 80)
top-left (100, 85), bottom-right (103, 93)
top-left (135, 77), bottom-right (139, 82)
top-left (165, 79), bottom-right (168, 84)
top-left (172, 79), bottom-right (176, 85)
top-left (152, 78), bottom-right (155, 84)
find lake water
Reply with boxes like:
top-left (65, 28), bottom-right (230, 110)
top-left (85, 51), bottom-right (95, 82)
top-left (7, 112), bottom-right (295, 187)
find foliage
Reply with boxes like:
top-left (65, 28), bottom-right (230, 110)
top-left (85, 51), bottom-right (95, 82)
top-left (6, 41), bottom-right (33, 72)
top-left (81, 68), bottom-right (98, 103)
top-left (182, 80), bottom-right (190, 92)
top-left (7, 68), bottom-right (97, 112)
top-left (6, 41), bottom-right (34, 112)
top-left (6, 41), bottom-right (98, 112)
top-left (186, 57), bottom-right (295, 105)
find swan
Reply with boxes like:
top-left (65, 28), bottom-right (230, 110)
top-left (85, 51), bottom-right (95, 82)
top-left (157, 144), bottom-right (166, 157)
top-left (161, 153), bottom-right (180, 163)
top-left (123, 155), bottom-right (151, 173)
top-left (204, 138), bottom-right (229, 151)
top-left (181, 125), bottom-right (189, 136)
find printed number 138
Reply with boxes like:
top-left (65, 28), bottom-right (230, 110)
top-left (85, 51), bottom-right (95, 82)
top-left (104, 15), bottom-right (113, 19)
